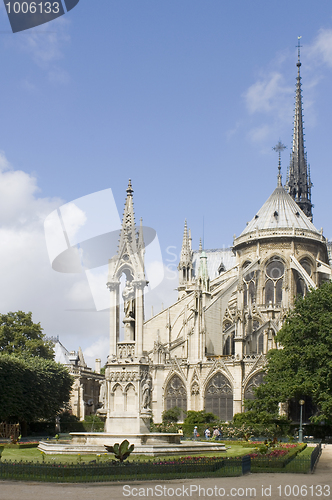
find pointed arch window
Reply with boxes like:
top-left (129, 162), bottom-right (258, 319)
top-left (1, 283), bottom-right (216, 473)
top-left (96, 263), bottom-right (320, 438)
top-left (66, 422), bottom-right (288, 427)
top-left (300, 258), bottom-right (312, 276)
top-left (165, 375), bottom-right (187, 420)
top-left (276, 279), bottom-right (283, 304)
top-left (296, 277), bottom-right (306, 297)
top-left (265, 280), bottom-right (274, 304)
top-left (257, 333), bottom-right (264, 354)
top-left (264, 257), bottom-right (284, 305)
top-left (243, 266), bottom-right (257, 307)
top-left (295, 258), bottom-right (312, 297)
top-left (205, 373), bottom-right (233, 421)
top-left (244, 373), bottom-right (264, 400)
top-left (223, 333), bottom-right (235, 356)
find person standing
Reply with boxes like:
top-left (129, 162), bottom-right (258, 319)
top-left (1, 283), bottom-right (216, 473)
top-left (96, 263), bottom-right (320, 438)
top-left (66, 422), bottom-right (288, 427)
top-left (212, 427), bottom-right (220, 440)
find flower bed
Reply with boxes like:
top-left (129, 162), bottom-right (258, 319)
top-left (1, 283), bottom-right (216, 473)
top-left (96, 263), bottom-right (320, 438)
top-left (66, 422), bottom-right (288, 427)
top-left (250, 443), bottom-right (307, 470)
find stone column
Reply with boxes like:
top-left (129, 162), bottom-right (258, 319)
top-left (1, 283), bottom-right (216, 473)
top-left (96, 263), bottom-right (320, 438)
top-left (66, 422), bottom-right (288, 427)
top-left (188, 291), bottom-right (200, 362)
top-left (107, 281), bottom-right (120, 357)
top-left (134, 280), bottom-right (146, 357)
top-left (232, 362), bottom-right (243, 415)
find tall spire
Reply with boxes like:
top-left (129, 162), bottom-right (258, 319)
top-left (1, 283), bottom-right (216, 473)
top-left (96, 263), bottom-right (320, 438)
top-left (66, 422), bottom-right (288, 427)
top-left (286, 37), bottom-right (313, 220)
top-left (178, 219), bottom-right (193, 293)
top-left (118, 179), bottom-right (137, 253)
top-left (180, 220), bottom-right (190, 263)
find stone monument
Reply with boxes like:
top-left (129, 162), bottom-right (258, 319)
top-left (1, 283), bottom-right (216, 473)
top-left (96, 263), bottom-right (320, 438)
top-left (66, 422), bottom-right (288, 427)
top-left (39, 180), bottom-right (226, 455)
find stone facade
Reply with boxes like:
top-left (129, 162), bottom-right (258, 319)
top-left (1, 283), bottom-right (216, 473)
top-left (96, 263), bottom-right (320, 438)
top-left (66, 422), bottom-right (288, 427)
top-left (53, 339), bottom-right (104, 420)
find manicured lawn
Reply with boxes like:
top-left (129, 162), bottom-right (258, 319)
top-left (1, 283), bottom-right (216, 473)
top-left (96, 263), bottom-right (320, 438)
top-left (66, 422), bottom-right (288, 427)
top-left (1, 443), bottom-right (255, 464)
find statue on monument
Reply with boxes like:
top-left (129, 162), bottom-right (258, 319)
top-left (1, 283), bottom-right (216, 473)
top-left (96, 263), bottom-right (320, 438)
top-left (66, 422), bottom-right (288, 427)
top-left (123, 279), bottom-right (135, 319)
top-left (141, 373), bottom-right (152, 411)
top-left (99, 379), bottom-right (106, 408)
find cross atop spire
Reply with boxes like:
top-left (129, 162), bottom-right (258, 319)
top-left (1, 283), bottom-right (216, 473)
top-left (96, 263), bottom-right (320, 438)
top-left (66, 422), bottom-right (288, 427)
top-left (273, 140), bottom-right (287, 187)
top-left (285, 37), bottom-right (313, 220)
top-left (297, 36), bottom-right (302, 67)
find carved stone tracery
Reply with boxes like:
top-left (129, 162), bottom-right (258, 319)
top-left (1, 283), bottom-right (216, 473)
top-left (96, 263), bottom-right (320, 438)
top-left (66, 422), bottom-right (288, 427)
top-left (165, 374), bottom-right (187, 417)
top-left (244, 372), bottom-right (264, 400)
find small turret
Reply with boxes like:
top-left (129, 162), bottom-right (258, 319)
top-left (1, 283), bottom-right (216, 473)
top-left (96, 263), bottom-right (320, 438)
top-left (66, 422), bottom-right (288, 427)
top-left (197, 238), bottom-right (210, 293)
top-left (178, 220), bottom-right (193, 297)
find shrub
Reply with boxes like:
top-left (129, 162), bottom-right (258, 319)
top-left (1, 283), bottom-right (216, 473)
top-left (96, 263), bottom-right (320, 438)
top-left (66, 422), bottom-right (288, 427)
top-left (162, 407), bottom-right (182, 423)
top-left (184, 411), bottom-right (218, 425)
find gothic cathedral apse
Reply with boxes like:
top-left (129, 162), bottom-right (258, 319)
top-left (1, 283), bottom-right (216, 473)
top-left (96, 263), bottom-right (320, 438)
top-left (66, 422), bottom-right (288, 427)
top-left (100, 45), bottom-right (332, 426)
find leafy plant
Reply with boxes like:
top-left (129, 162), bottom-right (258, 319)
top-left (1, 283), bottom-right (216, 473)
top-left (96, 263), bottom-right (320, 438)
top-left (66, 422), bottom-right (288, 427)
top-left (184, 410), bottom-right (218, 425)
top-left (106, 439), bottom-right (134, 462)
top-left (0, 354), bottom-right (73, 424)
top-left (0, 311), bottom-right (54, 360)
top-left (162, 407), bottom-right (182, 423)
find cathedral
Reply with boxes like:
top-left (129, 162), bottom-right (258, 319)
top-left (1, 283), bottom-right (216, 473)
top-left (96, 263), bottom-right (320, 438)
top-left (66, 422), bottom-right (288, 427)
top-left (101, 46), bottom-right (332, 429)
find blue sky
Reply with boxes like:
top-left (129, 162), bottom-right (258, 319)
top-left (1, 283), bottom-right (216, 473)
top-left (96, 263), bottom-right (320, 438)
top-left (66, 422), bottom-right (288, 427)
top-left (0, 1), bottom-right (332, 365)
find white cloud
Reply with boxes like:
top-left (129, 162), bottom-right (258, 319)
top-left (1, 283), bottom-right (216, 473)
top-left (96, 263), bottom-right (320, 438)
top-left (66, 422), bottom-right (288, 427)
top-left (308, 28), bottom-right (332, 68)
top-left (84, 337), bottom-right (109, 369)
top-left (240, 30), bottom-right (332, 145)
top-left (245, 72), bottom-right (293, 116)
top-left (60, 202), bottom-right (87, 242)
top-left (0, 153), bottom-right (177, 369)
top-left (48, 66), bottom-right (70, 85)
top-left (226, 120), bottom-right (242, 141)
top-left (13, 18), bottom-right (71, 85)
top-left (19, 18), bottom-right (70, 66)
top-left (0, 151), bottom-right (108, 357)
top-left (65, 280), bottom-right (94, 305)
top-left (0, 150), bottom-right (54, 227)
top-left (247, 124), bottom-right (271, 144)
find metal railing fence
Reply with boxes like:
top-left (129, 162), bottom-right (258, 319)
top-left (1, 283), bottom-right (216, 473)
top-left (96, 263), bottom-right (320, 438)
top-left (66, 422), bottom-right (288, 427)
top-left (310, 442), bottom-right (321, 472)
top-left (0, 457), bottom-right (246, 482)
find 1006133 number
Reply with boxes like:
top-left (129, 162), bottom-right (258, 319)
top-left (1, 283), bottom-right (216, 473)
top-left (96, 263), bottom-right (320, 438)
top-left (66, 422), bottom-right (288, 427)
top-left (5, 2), bottom-right (60, 14)
top-left (277, 484), bottom-right (330, 497)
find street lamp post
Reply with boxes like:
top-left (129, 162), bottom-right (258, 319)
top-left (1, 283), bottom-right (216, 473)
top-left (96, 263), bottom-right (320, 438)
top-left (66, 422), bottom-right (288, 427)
top-left (299, 399), bottom-right (305, 442)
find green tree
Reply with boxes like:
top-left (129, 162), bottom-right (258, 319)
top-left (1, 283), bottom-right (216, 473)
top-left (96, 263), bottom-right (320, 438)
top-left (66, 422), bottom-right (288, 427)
top-left (162, 406), bottom-right (182, 423)
top-left (247, 281), bottom-right (332, 423)
top-left (184, 410), bottom-right (218, 425)
top-left (0, 311), bottom-right (54, 360)
top-left (0, 354), bottom-right (73, 423)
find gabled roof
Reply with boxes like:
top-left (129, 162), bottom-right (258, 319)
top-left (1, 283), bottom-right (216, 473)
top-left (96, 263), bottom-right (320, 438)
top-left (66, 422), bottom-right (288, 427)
top-left (54, 341), bottom-right (71, 365)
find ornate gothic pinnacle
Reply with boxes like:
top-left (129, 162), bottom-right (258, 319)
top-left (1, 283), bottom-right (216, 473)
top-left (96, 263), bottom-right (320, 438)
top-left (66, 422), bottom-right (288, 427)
top-left (126, 179), bottom-right (133, 196)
